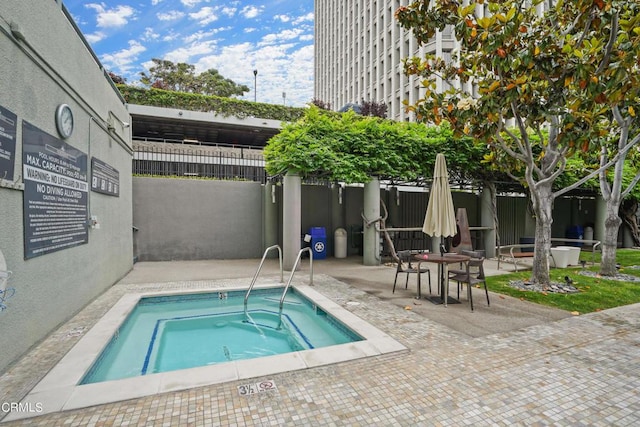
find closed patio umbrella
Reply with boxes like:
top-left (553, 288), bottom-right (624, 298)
top-left (422, 153), bottom-right (457, 244)
top-left (422, 153), bottom-right (458, 306)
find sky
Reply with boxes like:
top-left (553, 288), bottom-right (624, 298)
top-left (64, 0), bottom-right (315, 107)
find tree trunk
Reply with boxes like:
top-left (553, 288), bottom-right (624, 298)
top-left (486, 181), bottom-right (501, 248)
top-left (531, 183), bottom-right (554, 285)
top-left (620, 199), bottom-right (640, 247)
top-left (600, 206), bottom-right (622, 277)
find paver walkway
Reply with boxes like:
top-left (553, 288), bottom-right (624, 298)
top-left (1, 262), bottom-right (639, 426)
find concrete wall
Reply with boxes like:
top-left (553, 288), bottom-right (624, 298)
top-left (0, 1), bottom-right (133, 373)
top-left (131, 176), bottom-right (608, 264)
top-left (133, 177), bottom-right (264, 260)
top-left (498, 195), bottom-right (600, 246)
top-left (553, 196), bottom-right (597, 238)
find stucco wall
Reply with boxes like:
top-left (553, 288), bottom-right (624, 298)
top-left (0, 1), bottom-right (133, 373)
top-left (133, 177), bottom-right (264, 260)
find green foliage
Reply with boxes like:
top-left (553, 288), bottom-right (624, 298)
top-left (558, 155), bottom-right (640, 201)
top-left (396, 0), bottom-right (640, 183)
top-left (263, 107), bottom-right (492, 184)
top-left (621, 164), bottom-right (640, 201)
top-left (397, 0), bottom-right (640, 284)
top-left (139, 58), bottom-right (250, 97)
top-left (117, 85), bottom-right (306, 122)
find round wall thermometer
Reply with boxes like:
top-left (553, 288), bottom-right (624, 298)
top-left (55, 104), bottom-right (74, 139)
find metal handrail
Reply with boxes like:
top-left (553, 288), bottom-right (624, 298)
top-left (244, 245), bottom-right (283, 317)
top-left (277, 247), bottom-right (313, 329)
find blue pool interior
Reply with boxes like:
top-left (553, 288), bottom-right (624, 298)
top-left (81, 288), bottom-right (363, 384)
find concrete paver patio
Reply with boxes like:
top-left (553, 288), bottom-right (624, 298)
top-left (1, 257), bottom-right (638, 426)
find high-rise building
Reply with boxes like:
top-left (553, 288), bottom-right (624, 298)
top-left (315, 1), bottom-right (552, 121)
top-left (314, 0), bottom-right (458, 121)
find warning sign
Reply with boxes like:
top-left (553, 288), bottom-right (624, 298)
top-left (22, 121), bottom-right (88, 259)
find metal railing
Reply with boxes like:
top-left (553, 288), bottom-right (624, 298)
top-left (277, 247), bottom-right (313, 329)
top-left (133, 143), bottom-right (267, 183)
top-left (243, 246), bottom-right (314, 329)
top-left (243, 245), bottom-right (283, 318)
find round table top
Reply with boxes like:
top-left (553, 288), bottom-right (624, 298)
top-left (414, 253), bottom-right (470, 263)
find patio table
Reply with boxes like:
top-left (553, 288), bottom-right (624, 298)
top-left (414, 253), bottom-right (470, 307)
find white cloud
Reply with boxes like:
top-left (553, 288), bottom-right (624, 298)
top-left (189, 7), bottom-right (219, 26)
top-left (72, 0), bottom-right (315, 106)
top-left (101, 40), bottom-right (146, 74)
top-left (194, 40), bottom-right (314, 106)
top-left (253, 43), bottom-right (314, 106)
top-left (157, 10), bottom-right (185, 21)
top-left (85, 31), bottom-right (105, 44)
top-left (180, 0), bottom-right (206, 7)
top-left (165, 41), bottom-right (217, 63)
top-left (142, 27), bottom-right (160, 41)
top-left (183, 29), bottom-right (217, 44)
top-left (220, 7), bottom-right (237, 17)
top-left (86, 4), bottom-right (135, 28)
top-left (162, 31), bottom-right (180, 42)
top-left (195, 42), bottom-right (253, 78)
top-left (292, 12), bottom-right (314, 25)
top-left (282, 44), bottom-right (314, 103)
top-left (259, 29), bottom-right (304, 47)
top-left (241, 6), bottom-right (263, 19)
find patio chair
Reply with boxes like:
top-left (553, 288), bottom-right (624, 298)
top-left (393, 250), bottom-right (432, 295)
top-left (448, 249), bottom-right (484, 276)
top-left (448, 251), bottom-right (490, 311)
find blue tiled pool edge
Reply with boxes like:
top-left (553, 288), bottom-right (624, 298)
top-left (80, 287), bottom-right (366, 384)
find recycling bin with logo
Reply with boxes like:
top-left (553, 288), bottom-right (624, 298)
top-left (309, 227), bottom-right (327, 260)
top-left (565, 225), bottom-right (584, 247)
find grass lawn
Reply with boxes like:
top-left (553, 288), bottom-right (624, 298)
top-left (486, 248), bottom-right (640, 314)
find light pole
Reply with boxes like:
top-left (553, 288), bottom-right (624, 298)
top-left (253, 69), bottom-right (258, 102)
top-left (282, 91), bottom-right (286, 106)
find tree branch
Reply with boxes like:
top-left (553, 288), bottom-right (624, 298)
top-left (494, 119), bottom-right (527, 163)
top-left (599, 145), bottom-right (613, 201)
top-left (555, 132), bottom-right (640, 198)
top-left (622, 170), bottom-right (640, 199)
top-left (596, 10), bottom-right (618, 75)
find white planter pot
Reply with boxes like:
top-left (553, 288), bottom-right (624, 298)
top-left (550, 247), bottom-right (570, 268)
top-left (557, 246), bottom-right (581, 266)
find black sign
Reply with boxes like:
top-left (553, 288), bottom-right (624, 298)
top-left (0, 105), bottom-right (17, 181)
top-left (91, 157), bottom-right (119, 197)
top-left (22, 121), bottom-right (88, 259)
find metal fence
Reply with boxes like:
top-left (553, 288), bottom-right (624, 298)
top-left (132, 143), bottom-right (268, 183)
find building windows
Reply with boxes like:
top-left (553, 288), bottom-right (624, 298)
top-left (315, 0), bottom-right (457, 121)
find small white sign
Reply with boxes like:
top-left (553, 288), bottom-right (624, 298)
top-left (238, 380), bottom-right (277, 396)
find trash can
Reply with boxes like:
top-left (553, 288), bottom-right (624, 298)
top-left (309, 227), bottom-right (327, 260)
top-left (584, 226), bottom-right (594, 242)
top-left (334, 228), bottom-right (347, 258)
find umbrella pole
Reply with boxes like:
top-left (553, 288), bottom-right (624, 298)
top-left (440, 236), bottom-right (446, 305)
